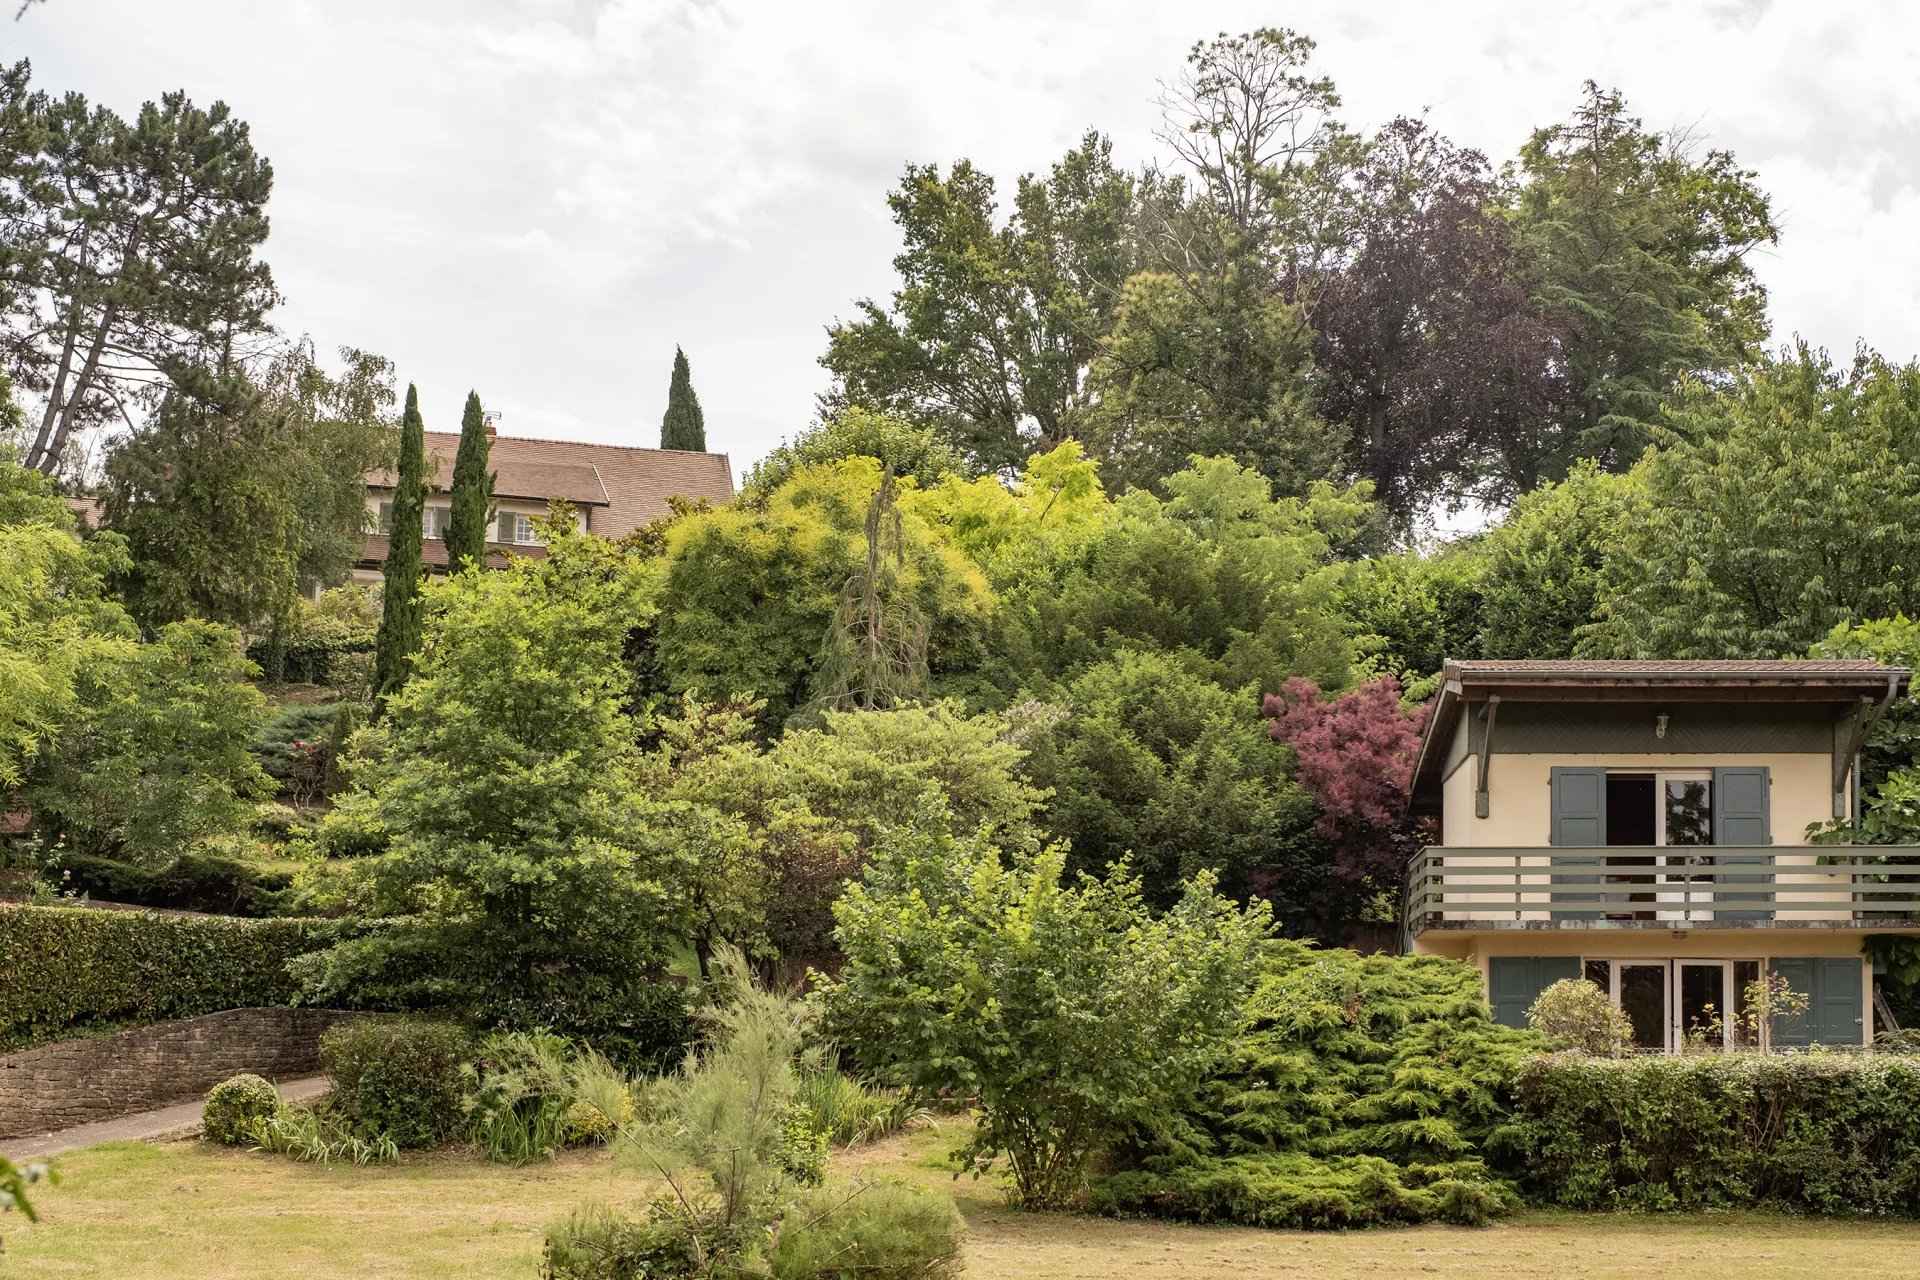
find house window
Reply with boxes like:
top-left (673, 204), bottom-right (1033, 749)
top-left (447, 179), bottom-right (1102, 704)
top-left (422, 506), bottom-right (447, 540)
top-left (496, 512), bottom-right (539, 545)
top-left (378, 502), bottom-right (393, 534)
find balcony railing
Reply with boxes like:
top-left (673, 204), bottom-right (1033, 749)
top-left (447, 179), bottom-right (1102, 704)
top-left (1404, 846), bottom-right (1920, 935)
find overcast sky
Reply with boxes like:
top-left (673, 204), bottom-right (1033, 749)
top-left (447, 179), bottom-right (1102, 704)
top-left (12, 0), bottom-right (1920, 481)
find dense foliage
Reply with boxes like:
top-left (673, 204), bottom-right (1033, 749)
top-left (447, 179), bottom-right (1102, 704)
top-left (1585, 346), bottom-right (1920, 658)
top-left (1493, 1054), bottom-right (1920, 1215)
top-left (46, 849), bottom-right (294, 916)
top-left (445, 390), bottom-right (493, 574)
top-left (319, 1018), bottom-right (474, 1150)
top-left (1093, 942), bottom-right (1537, 1228)
top-left (373, 384), bottom-right (428, 701)
top-left (821, 821), bottom-right (1271, 1208)
top-left (202, 1073), bottom-right (282, 1145)
top-left (0, 904), bottom-right (320, 1051)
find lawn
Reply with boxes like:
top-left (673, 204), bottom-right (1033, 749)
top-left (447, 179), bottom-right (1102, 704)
top-left (9, 1126), bottom-right (1920, 1279)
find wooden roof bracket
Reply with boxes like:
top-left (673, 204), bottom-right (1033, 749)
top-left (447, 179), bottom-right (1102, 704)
top-left (1475, 695), bottom-right (1501, 819)
top-left (1834, 675), bottom-right (1900, 818)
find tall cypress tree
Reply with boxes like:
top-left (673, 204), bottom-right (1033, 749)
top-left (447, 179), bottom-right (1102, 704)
top-left (659, 346), bottom-right (708, 451)
top-left (373, 384), bottom-right (427, 706)
top-left (446, 390), bottom-right (494, 574)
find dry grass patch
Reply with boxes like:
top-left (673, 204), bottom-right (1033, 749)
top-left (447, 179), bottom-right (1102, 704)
top-left (9, 1123), bottom-right (1920, 1279)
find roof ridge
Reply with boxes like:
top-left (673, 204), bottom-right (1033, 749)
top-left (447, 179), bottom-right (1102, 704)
top-left (420, 428), bottom-right (724, 460)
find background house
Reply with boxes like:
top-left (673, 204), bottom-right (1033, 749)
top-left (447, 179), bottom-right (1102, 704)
top-left (354, 427), bottom-right (734, 582)
top-left (1405, 659), bottom-right (1919, 1051)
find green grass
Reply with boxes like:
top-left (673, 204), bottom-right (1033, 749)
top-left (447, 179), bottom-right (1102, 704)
top-left (10, 1125), bottom-right (1920, 1278)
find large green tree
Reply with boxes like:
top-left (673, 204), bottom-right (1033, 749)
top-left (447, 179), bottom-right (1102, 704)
top-left (1584, 345), bottom-right (1920, 658)
top-left (659, 346), bottom-right (706, 451)
top-left (1019, 648), bottom-right (1320, 910)
top-left (445, 389), bottom-right (493, 573)
top-left (821, 132), bottom-right (1139, 476)
top-left (302, 532), bottom-right (678, 1039)
top-left (103, 343), bottom-right (392, 632)
top-left (373, 384), bottom-right (427, 702)
top-left (1502, 81), bottom-right (1777, 489)
top-left (0, 63), bottom-right (278, 476)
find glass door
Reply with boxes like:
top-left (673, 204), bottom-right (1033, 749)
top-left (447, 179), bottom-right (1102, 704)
top-left (1616, 962), bottom-right (1668, 1051)
top-left (1674, 961), bottom-right (1731, 1049)
top-left (1658, 772), bottom-right (1714, 922)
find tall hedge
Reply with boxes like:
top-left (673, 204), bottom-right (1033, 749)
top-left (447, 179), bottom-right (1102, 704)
top-left (1491, 1053), bottom-right (1920, 1215)
top-left (0, 904), bottom-right (322, 1051)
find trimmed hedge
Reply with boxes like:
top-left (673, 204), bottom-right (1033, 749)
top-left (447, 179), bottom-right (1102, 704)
top-left (1491, 1052), bottom-right (1920, 1215)
top-left (47, 851), bottom-right (295, 917)
top-left (0, 904), bottom-right (323, 1051)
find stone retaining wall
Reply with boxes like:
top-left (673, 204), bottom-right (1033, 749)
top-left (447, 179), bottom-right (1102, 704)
top-left (0, 1007), bottom-right (357, 1140)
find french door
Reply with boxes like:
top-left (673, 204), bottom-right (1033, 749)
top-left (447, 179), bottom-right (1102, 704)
top-left (1600, 959), bottom-right (1733, 1051)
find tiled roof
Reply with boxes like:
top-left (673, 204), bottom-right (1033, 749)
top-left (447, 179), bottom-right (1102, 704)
top-left (366, 433), bottom-right (735, 539)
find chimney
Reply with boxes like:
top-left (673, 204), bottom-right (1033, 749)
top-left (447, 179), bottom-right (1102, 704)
top-left (482, 411), bottom-right (500, 438)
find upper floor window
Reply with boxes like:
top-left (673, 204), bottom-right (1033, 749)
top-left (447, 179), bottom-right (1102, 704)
top-left (496, 512), bottom-right (541, 545)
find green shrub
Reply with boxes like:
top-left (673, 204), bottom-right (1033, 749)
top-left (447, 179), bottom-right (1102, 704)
top-left (319, 1017), bottom-right (472, 1149)
top-left (1526, 977), bottom-right (1633, 1056)
top-left (792, 1050), bottom-right (926, 1147)
top-left (202, 1073), bottom-right (281, 1145)
top-left (768, 1181), bottom-right (963, 1280)
top-left (1092, 940), bottom-right (1541, 1229)
top-left (251, 703), bottom-right (340, 790)
top-left (1492, 1053), bottom-right (1920, 1215)
top-left (541, 1203), bottom-right (700, 1280)
top-left (464, 1030), bottom-right (633, 1165)
top-left (45, 851), bottom-right (295, 917)
top-left (245, 1103), bottom-right (398, 1165)
top-left (1092, 1153), bottom-right (1515, 1228)
top-left (0, 904), bottom-right (321, 1051)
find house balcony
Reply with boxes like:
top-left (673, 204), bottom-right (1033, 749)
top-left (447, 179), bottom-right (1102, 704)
top-left (1404, 846), bottom-right (1920, 937)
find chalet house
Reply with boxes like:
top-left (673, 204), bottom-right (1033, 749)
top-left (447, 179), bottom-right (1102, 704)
top-left (1406, 659), bottom-right (1918, 1051)
top-left (353, 428), bottom-right (734, 583)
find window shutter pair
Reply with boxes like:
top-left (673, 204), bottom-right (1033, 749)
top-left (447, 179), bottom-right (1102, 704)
top-left (1548, 766), bottom-right (1772, 921)
top-left (1768, 957), bottom-right (1864, 1046)
top-left (1487, 956), bottom-right (1582, 1028)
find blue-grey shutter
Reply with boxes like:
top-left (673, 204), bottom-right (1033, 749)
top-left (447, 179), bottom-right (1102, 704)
top-left (1813, 957), bottom-right (1863, 1046)
top-left (1770, 957), bottom-right (1863, 1047)
top-left (1713, 766), bottom-right (1773, 921)
top-left (1550, 767), bottom-right (1607, 919)
top-left (496, 511), bottom-right (514, 543)
top-left (1488, 956), bottom-right (1583, 1029)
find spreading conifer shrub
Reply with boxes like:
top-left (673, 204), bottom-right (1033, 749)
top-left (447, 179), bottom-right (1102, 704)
top-left (0, 904), bottom-right (321, 1051)
top-left (45, 850), bottom-right (295, 917)
top-left (1491, 1052), bottom-right (1920, 1215)
top-left (1093, 940), bottom-right (1539, 1228)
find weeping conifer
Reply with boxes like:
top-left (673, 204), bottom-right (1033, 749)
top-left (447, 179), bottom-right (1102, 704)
top-left (373, 384), bottom-right (428, 706)
top-left (805, 468), bottom-right (929, 716)
top-left (446, 390), bottom-right (493, 573)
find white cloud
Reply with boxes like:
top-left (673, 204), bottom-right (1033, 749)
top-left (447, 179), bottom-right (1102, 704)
top-left (13, 0), bottom-right (1920, 478)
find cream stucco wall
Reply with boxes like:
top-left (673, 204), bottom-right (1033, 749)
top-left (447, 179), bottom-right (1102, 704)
top-left (1443, 751), bottom-right (1842, 848)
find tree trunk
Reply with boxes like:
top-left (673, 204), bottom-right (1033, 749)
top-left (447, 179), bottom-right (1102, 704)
top-left (26, 310), bottom-right (82, 472)
top-left (38, 300), bottom-right (119, 474)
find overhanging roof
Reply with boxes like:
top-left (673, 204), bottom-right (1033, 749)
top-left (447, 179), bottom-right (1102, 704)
top-left (1408, 658), bottom-right (1910, 808)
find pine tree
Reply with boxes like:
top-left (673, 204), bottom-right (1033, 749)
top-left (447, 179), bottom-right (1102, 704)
top-left (446, 390), bottom-right (494, 574)
top-left (659, 346), bottom-right (708, 451)
top-left (373, 384), bottom-right (427, 707)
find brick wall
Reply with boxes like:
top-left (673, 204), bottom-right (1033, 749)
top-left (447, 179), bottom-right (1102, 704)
top-left (0, 1007), bottom-right (358, 1140)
